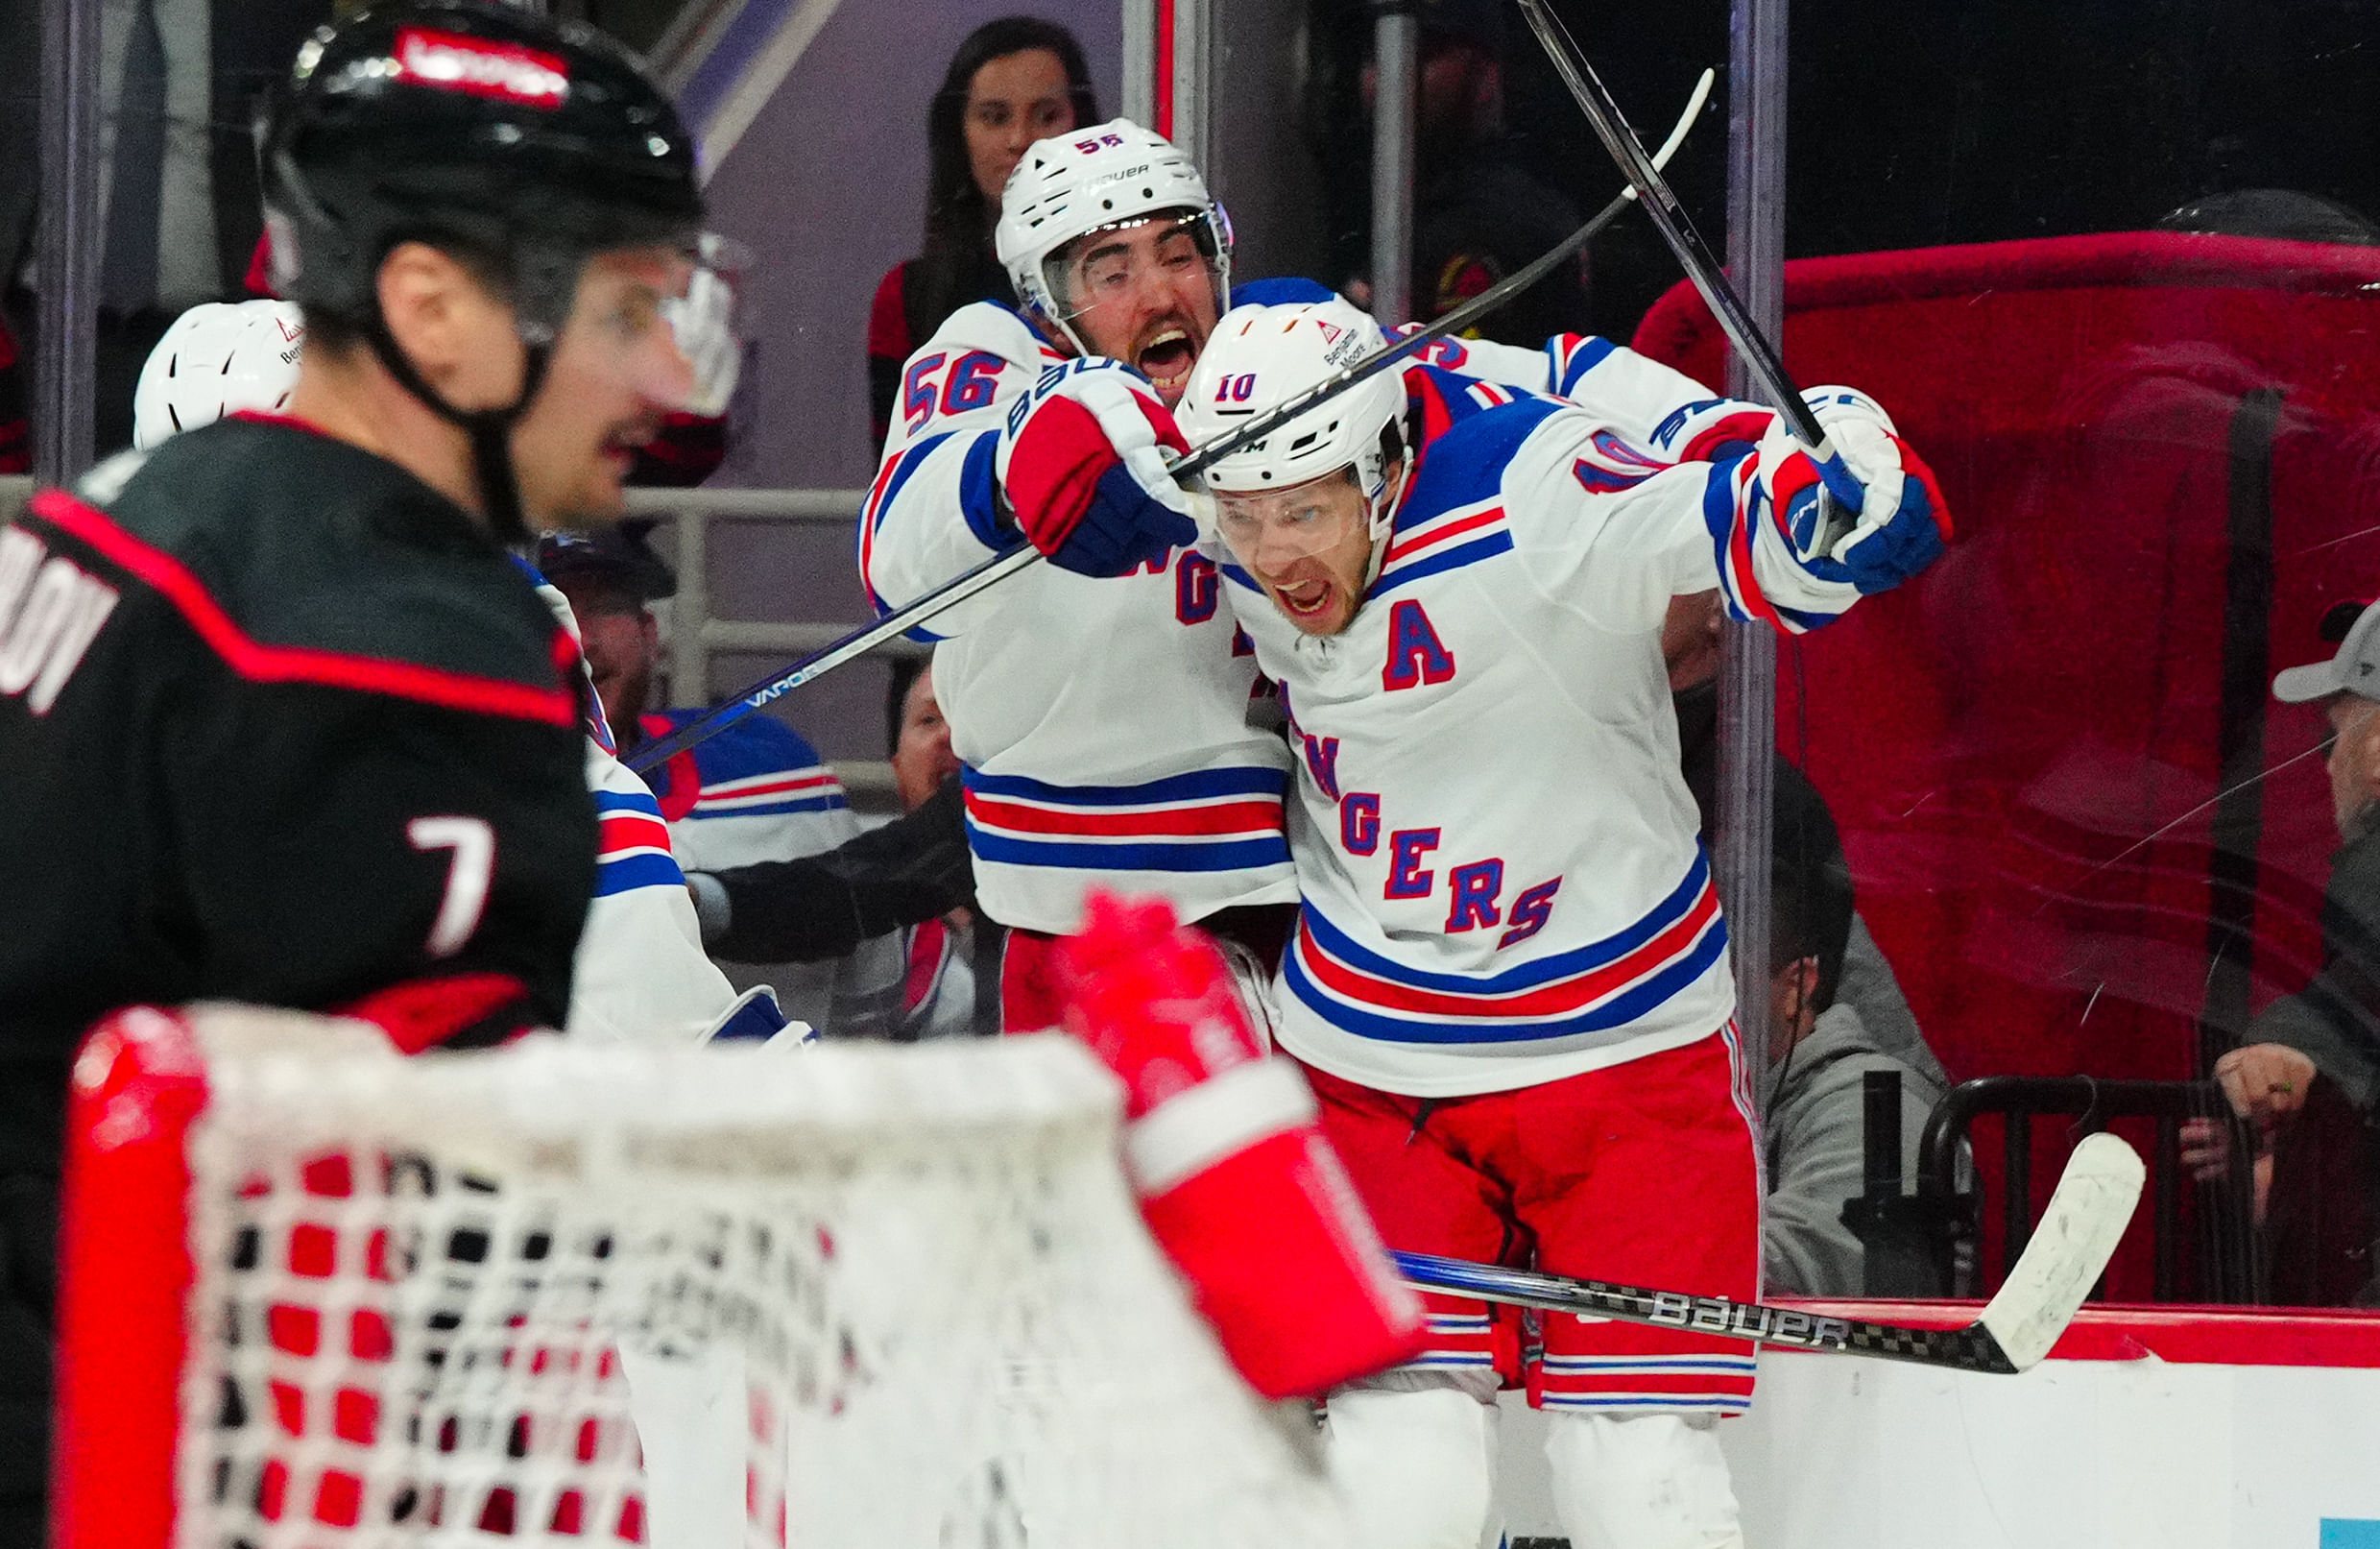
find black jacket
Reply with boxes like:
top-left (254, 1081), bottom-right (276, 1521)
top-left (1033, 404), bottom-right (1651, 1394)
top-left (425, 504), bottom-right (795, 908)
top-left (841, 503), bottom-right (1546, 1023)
top-left (700, 773), bottom-right (975, 964)
top-left (0, 415), bottom-right (594, 1509)
top-left (2251, 823), bottom-right (2380, 1112)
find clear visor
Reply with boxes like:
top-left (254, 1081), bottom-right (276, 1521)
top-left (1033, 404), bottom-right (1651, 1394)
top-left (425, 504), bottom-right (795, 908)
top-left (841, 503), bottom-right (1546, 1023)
top-left (1209, 468), bottom-right (1373, 571)
top-left (562, 230), bottom-right (749, 418)
top-left (658, 231), bottom-right (750, 418)
top-left (1043, 209), bottom-right (1225, 326)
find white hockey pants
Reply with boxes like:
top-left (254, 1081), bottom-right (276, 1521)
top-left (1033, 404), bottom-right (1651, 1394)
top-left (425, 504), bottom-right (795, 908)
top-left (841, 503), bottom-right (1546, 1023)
top-left (1325, 1379), bottom-right (1744, 1549)
top-left (1545, 1410), bottom-right (1744, 1549)
top-left (1325, 1380), bottom-right (1506, 1549)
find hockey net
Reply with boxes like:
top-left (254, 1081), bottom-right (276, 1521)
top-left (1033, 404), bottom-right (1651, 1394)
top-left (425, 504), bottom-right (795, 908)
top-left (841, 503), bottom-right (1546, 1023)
top-left (53, 1005), bottom-right (1349, 1548)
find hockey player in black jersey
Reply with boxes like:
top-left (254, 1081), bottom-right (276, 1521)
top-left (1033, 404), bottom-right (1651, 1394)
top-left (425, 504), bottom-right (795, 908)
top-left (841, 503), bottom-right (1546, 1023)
top-left (0, 1), bottom-right (716, 1526)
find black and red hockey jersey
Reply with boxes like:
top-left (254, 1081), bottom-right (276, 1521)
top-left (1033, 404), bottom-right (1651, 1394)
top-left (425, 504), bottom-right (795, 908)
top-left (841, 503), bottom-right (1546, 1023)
top-left (0, 411), bottom-right (596, 1088)
top-left (0, 412), bottom-right (600, 1526)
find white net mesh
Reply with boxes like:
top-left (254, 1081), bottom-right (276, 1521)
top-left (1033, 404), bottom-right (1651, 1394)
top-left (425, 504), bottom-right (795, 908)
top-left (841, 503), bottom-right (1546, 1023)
top-left (159, 1017), bottom-right (1349, 1547)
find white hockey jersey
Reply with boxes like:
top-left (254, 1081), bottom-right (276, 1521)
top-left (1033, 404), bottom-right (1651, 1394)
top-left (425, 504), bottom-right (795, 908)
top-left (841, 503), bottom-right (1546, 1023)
top-left (524, 566), bottom-right (778, 1046)
top-left (858, 295), bottom-right (1738, 937)
top-left (1223, 374), bottom-right (1863, 1098)
top-left (576, 739), bottom-right (752, 1045)
top-left (635, 708), bottom-right (857, 873)
top-left (858, 300), bottom-right (1297, 935)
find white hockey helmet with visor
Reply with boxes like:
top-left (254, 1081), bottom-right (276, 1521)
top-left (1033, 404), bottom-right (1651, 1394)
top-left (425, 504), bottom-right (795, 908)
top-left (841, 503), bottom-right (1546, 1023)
top-left (1176, 300), bottom-right (1410, 569)
top-left (995, 118), bottom-right (1232, 356)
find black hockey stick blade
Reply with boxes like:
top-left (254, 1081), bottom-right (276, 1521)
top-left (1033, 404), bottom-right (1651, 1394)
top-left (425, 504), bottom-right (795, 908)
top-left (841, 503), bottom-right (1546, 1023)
top-left (1395, 1132), bottom-right (2145, 1375)
top-left (1510, 0), bottom-right (1857, 555)
top-left (628, 72), bottom-right (1717, 777)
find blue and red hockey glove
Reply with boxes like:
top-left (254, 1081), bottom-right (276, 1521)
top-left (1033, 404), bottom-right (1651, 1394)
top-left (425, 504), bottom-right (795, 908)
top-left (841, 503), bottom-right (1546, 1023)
top-left (995, 359), bottom-right (1198, 577)
top-left (1763, 391), bottom-right (1953, 593)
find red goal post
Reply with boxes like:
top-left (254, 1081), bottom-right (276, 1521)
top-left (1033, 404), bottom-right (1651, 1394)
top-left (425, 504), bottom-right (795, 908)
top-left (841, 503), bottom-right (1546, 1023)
top-left (52, 1005), bottom-right (1350, 1547)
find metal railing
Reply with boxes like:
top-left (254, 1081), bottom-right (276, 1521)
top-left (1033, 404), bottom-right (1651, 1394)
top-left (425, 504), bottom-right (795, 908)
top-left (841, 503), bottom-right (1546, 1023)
top-left (1914, 1076), bottom-right (2256, 1302)
top-left (0, 474), bottom-right (907, 802)
top-left (622, 484), bottom-right (907, 804)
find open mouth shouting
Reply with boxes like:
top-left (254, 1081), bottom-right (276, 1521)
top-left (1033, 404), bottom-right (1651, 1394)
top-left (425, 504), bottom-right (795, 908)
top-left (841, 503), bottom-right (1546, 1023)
top-left (1261, 564), bottom-right (1353, 635)
top-left (1134, 322), bottom-right (1204, 402)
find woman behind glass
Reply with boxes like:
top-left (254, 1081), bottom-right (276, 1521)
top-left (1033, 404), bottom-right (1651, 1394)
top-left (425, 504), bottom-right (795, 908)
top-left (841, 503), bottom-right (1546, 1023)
top-left (866, 16), bottom-right (1101, 451)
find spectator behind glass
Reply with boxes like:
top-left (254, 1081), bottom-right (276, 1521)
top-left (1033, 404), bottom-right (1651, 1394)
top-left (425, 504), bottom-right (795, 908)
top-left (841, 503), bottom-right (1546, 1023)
top-left (1756, 773), bottom-right (1956, 1295)
top-left (884, 658), bottom-right (1002, 1038)
top-left (1307, 0), bottom-right (1586, 344)
top-left (865, 16), bottom-right (1100, 451)
top-left (2181, 597), bottom-right (2380, 1301)
top-left (889, 657), bottom-right (964, 811)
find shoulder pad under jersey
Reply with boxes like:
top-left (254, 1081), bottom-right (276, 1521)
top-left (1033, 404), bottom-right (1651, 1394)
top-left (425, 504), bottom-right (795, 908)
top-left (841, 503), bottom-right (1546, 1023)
top-left (910, 300), bottom-right (1062, 373)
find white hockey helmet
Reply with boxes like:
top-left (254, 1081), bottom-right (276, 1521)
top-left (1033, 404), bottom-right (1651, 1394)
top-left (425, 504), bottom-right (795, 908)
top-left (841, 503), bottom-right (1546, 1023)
top-left (1177, 299), bottom-right (1409, 565)
top-left (132, 300), bottom-right (306, 449)
top-left (995, 117), bottom-right (1231, 354)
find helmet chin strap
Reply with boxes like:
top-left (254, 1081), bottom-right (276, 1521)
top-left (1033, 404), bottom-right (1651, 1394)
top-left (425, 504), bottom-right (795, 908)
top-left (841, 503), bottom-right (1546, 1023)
top-left (1360, 428), bottom-right (1417, 592)
top-left (1037, 303), bottom-right (1094, 360)
top-left (364, 315), bottom-right (555, 545)
top-left (1360, 495), bottom-right (1398, 591)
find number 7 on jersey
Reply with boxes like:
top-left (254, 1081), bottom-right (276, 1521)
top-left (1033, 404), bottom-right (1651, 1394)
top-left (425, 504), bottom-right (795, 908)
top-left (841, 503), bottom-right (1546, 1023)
top-left (407, 816), bottom-right (495, 957)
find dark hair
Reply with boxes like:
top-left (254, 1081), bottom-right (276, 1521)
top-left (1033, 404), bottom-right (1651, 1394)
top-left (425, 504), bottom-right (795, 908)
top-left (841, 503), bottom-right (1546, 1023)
top-left (908, 17), bottom-right (1099, 336)
top-left (885, 656), bottom-right (926, 759)
top-left (1769, 762), bottom-right (1855, 1012)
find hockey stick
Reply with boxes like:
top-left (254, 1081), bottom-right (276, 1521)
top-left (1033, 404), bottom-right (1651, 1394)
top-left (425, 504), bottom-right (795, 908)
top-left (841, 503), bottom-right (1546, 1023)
top-left (624, 73), bottom-right (1717, 777)
top-left (1512, 0), bottom-right (1859, 555)
top-left (1395, 1131), bottom-right (2145, 1375)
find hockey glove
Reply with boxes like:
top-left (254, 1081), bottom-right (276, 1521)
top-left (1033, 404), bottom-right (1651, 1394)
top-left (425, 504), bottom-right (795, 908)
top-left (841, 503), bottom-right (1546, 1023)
top-left (1055, 890), bottom-right (1426, 1399)
top-left (994, 358), bottom-right (1198, 577)
top-left (700, 984), bottom-right (800, 1044)
top-left (1654, 385), bottom-right (1892, 469)
top-left (1763, 391), bottom-right (1952, 593)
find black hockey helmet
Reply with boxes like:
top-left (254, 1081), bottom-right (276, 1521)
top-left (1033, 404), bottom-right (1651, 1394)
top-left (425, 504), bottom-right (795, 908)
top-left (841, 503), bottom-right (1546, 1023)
top-left (260, 0), bottom-right (706, 536)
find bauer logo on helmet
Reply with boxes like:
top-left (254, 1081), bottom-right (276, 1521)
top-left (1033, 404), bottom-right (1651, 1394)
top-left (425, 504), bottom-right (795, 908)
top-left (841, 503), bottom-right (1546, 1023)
top-left (393, 26), bottom-right (569, 109)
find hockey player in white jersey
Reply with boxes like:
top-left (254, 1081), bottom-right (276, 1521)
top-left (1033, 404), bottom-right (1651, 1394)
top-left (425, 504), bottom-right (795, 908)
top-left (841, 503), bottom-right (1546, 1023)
top-left (858, 117), bottom-right (1785, 1030)
top-left (1176, 299), bottom-right (1951, 1549)
top-left (858, 118), bottom-right (1303, 1029)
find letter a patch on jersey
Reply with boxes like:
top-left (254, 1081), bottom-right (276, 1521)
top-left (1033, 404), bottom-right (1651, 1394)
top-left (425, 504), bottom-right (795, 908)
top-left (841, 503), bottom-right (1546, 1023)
top-left (1382, 599), bottom-right (1455, 691)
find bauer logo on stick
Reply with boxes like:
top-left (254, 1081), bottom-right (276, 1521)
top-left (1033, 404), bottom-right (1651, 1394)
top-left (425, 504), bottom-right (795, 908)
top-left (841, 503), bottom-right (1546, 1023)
top-left (393, 25), bottom-right (569, 108)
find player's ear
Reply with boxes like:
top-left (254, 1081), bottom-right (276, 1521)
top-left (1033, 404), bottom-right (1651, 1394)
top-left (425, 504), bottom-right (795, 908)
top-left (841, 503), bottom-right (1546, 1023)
top-left (375, 242), bottom-right (523, 411)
